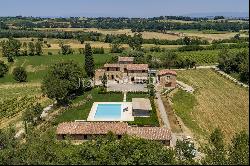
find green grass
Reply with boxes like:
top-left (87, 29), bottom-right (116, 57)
top-left (54, 88), bottom-right (123, 124)
top-left (126, 92), bottom-right (148, 102)
top-left (175, 69), bottom-right (249, 143)
top-left (0, 53), bottom-right (114, 83)
top-left (152, 48), bottom-right (244, 65)
top-left (172, 89), bottom-right (204, 135)
top-left (55, 90), bottom-right (159, 126)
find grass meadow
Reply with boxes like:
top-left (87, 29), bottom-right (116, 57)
top-left (171, 69), bottom-right (249, 143)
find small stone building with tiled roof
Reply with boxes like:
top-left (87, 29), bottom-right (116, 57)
top-left (56, 122), bottom-right (172, 146)
top-left (132, 98), bottom-right (152, 117)
top-left (157, 69), bottom-right (177, 88)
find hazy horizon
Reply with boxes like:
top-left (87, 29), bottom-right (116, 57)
top-left (0, 0), bottom-right (249, 18)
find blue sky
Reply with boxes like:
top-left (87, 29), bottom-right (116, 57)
top-left (0, 0), bottom-right (249, 17)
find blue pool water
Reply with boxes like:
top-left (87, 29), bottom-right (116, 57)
top-left (94, 104), bottom-right (122, 119)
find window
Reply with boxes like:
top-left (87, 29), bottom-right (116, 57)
top-left (166, 76), bottom-right (171, 80)
top-left (84, 135), bottom-right (88, 140)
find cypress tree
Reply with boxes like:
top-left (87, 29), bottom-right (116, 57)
top-left (84, 43), bottom-right (94, 78)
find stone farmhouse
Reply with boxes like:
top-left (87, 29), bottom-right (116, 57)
top-left (95, 56), bottom-right (177, 89)
top-left (56, 122), bottom-right (172, 146)
top-left (95, 57), bottom-right (149, 84)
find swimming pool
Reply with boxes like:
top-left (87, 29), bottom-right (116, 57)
top-left (94, 104), bottom-right (122, 119)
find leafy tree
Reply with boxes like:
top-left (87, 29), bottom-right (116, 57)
top-left (84, 43), bottom-right (94, 78)
top-left (228, 131), bottom-right (249, 165)
top-left (35, 41), bottom-right (43, 55)
top-left (101, 73), bottom-right (107, 88)
top-left (0, 38), bottom-right (21, 61)
top-left (59, 42), bottom-right (73, 55)
top-left (12, 67), bottom-right (27, 82)
top-left (110, 40), bottom-right (124, 53)
top-left (163, 51), bottom-right (177, 69)
top-left (41, 61), bottom-right (83, 105)
top-left (126, 50), bottom-right (145, 64)
top-left (147, 76), bottom-right (155, 97)
top-left (214, 16), bottom-right (225, 20)
top-left (183, 36), bottom-right (191, 45)
top-left (146, 54), bottom-right (153, 67)
top-left (202, 128), bottom-right (227, 165)
top-left (28, 42), bottom-right (35, 56)
top-left (218, 49), bottom-right (249, 83)
top-left (8, 38), bottom-right (21, 56)
top-left (0, 126), bottom-right (17, 150)
top-left (0, 60), bottom-right (8, 77)
top-left (23, 103), bottom-right (43, 125)
top-left (234, 33), bottom-right (240, 40)
top-left (175, 140), bottom-right (196, 164)
top-left (239, 55), bottom-right (249, 84)
top-left (128, 33), bottom-right (143, 50)
top-left (22, 42), bottom-right (28, 56)
top-left (77, 35), bottom-right (85, 44)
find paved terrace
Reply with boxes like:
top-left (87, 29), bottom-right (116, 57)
top-left (107, 82), bottom-right (148, 92)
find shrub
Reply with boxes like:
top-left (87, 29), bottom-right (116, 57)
top-left (12, 67), bottom-right (27, 82)
top-left (0, 60), bottom-right (8, 77)
top-left (48, 52), bottom-right (53, 55)
top-left (93, 47), bottom-right (105, 54)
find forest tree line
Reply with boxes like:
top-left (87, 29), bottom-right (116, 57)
top-left (0, 16), bottom-right (249, 32)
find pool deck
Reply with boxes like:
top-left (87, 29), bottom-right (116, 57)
top-left (87, 102), bottom-right (134, 122)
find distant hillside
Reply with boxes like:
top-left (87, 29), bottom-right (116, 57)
top-left (184, 12), bottom-right (249, 18)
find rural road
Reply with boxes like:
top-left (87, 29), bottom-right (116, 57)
top-left (156, 92), bottom-right (178, 147)
top-left (156, 92), bottom-right (171, 128)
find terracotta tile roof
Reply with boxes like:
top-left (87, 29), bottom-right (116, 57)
top-left (127, 127), bottom-right (172, 140)
top-left (118, 57), bottom-right (134, 62)
top-left (56, 122), bottom-right (128, 135)
top-left (158, 69), bottom-right (177, 76)
top-left (57, 122), bottom-right (172, 141)
top-left (104, 64), bottom-right (121, 68)
top-left (127, 64), bottom-right (148, 71)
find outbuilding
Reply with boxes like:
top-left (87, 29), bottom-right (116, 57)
top-left (132, 98), bottom-right (152, 117)
top-left (157, 69), bottom-right (177, 88)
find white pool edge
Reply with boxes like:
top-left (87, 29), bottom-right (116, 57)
top-left (87, 102), bottom-right (134, 122)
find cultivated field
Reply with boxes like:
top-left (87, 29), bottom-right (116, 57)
top-left (35, 27), bottom-right (244, 41)
top-left (172, 69), bottom-right (249, 143)
top-left (0, 82), bottom-right (52, 129)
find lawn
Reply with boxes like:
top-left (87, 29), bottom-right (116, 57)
top-left (171, 69), bottom-right (249, 143)
top-left (54, 88), bottom-right (123, 124)
top-left (54, 90), bottom-right (159, 127)
top-left (126, 92), bottom-right (148, 102)
top-left (0, 53), bottom-right (114, 83)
